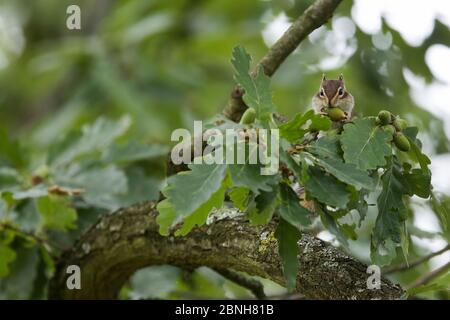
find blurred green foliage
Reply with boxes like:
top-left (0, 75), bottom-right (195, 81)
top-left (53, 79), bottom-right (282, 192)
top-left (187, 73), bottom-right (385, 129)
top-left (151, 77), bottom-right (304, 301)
top-left (0, 0), bottom-right (449, 299)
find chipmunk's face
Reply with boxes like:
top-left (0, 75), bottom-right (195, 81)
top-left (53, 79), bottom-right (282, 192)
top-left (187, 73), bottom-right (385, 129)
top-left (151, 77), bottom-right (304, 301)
top-left (312, 74), bottom-right (354, 112)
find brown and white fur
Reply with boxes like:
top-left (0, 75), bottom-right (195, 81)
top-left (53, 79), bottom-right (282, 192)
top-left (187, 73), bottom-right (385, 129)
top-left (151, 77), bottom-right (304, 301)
top-left (312, 74), bottom-right (354, 119)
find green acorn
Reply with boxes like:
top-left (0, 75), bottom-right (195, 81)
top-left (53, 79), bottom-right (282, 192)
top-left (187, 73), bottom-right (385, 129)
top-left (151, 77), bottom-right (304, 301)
top-left (239, 107), bottom-right (256, 124)
top-left (377, 110), bottom-right (392, 125)
top-left (393, 118), bottom-right (408, 131)
top-left (327, 107), bottom-right (346, 121)
top-left (382, 124), bottom-right (396, 135)
top-left (393, 132), bottom-right (411, 152)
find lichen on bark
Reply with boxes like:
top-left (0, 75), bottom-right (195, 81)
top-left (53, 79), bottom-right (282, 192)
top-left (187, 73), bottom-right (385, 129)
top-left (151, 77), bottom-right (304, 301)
top-left (49, 201), bottom-right (403, 300)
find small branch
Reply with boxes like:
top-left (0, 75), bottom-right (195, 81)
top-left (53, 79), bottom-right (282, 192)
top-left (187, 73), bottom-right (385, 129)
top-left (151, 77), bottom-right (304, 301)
top-left (213, 268), bottom-right (266, 300)
top-left (223, 0), bottom-right (343, 121)
top-left (406, 261), bottom-right (450, 290)
top-left (384, 244), bottom-right (450, 275)
top-left (0, 222), bottom-right (60, 258)
top-left (258, 0), bottom-right (342, 77)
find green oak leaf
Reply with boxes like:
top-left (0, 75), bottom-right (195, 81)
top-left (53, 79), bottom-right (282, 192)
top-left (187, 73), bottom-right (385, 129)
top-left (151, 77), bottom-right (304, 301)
top-left (279, 183), bottom-right (311, 228)
top-left (231, 46), bottom-right (275, 121)
top-left (229, 187), bottom-right (250, 211)
top-left (114, 167), bottom-right (161, 207)
top-left (316, 203), bottom-right (349, 247)
top-left (0, 167), bottom-right (20, 191)
top-left (306, 135), bottom-right (341, 160)
top-left (0, 246), bottom-right (39, 298)
top-left (309, 155), bottom-right (375, 190)
top-left (341, 118), bottom-right (392, 170)
top-left (404, 169), bottom-right (431, 198)
top-left (304, 166), bottom-right (350, 209)
top-left (406, 272), bottom-right (450, 297)
top-left (340, 223), bottom-right (358, 240)
top-left (0, 127), bottom-right (25, 169)
top-left (57, 165), bottom-right (128, 211)
top-left (157, 178), bottom-right (229, 236)
top-left (49, 116), bottom-right (131, 166)
top-left (175, 180), bottom-right (228, 236)
top-left (248, 189), bottom-right (279, 225)
top-left (102, 141), bottom-right (169, 164)
top-left (228, 164), bottom-right (278, 195)
top-left (403, 127), bottom-right (431, 172)
top-left (278, 110), bottom-right (330, 143)
top-left (347, 187), bottom-right (369, 227)
top-left (12, 186), bottom-right (48, 200)
top-left (278, 110), bottom-right (314, 142)
top-left (35, 195), bottom-right (77, 230)
top-left (275, 218), bottom-right (301, 292)
top-left (371, 159), bottom-right (409, 265)
top-left (163, 161), bottom-right (227, 218)
top-left (0, 244), bottom-right (16, 278)
top-left (308, 114), bottom-right (332, 132)
top-left (156, 199), bottom-right (177, 236)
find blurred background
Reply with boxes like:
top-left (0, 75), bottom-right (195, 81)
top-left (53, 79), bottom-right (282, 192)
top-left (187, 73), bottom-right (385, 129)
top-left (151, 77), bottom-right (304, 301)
top-left (0, 0), bottom-right (449, 299)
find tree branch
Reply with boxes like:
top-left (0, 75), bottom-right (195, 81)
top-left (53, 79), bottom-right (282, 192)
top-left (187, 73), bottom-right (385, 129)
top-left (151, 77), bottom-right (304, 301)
top-left (212, 268), bottom-right (266, 300)
top-left (384, 244), bottom-right (450, 275)
top-left (223, 0), bottom-right (343, 121)
top-left (49, 201), bottom-right (403, 299)
top-left (406, 261), bottom-right (450, 290)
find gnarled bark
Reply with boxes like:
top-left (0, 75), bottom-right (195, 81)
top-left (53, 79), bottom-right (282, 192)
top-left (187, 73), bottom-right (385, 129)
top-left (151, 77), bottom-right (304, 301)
top-left (49, 201), bottom-right (403, 299)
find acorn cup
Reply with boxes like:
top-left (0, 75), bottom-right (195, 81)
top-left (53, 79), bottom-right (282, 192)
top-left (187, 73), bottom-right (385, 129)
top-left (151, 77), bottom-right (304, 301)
top-left (377, 110), bottom-right (391, 125)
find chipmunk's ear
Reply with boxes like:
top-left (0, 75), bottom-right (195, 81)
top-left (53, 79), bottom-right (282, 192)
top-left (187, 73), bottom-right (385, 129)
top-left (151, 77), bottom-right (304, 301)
top-left (338, 74), bottom-right (344, 82)
top-left (322, 74), bottom-right (327, 82)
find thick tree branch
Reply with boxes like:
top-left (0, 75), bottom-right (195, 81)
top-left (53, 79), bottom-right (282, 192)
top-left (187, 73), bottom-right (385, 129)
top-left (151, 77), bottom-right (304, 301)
top-left (223, 0), bottom-right (343, 121)
top-left (49, 201), bottom-right (403, 299)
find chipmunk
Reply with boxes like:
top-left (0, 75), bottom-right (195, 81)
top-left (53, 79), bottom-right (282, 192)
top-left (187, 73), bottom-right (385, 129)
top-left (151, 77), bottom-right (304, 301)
top-left (291, 74), bottom-right (355, 203)
top-left (312, 74), bottom-right (354, 121)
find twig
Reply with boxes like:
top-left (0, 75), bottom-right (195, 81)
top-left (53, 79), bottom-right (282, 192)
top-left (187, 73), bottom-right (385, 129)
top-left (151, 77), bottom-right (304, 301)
top-left (0, 222), bottom-right (60, 258)
top-left (384, 244), bottom-right (450, 275)
top-left (406, 261), bottom-right (450, 290)
top-left (213, 268), bottom-right (266, 299)
top-left (223, 0), bottom-right (343, 121)
top-left (258, 0), bottom-right (342, 77)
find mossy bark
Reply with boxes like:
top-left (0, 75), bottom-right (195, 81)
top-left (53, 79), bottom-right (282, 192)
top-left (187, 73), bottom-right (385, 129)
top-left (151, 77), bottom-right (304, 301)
top-left (49, 201), bottom-right (403, 300)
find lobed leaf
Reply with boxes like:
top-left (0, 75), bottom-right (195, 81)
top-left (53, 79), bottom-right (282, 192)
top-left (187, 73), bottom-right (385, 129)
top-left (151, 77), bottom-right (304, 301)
top-left (341, 118), bottom-right (392, 171)
top-left (304, 166), bottom-right (350, 209)
top-left (163, 160), bottom-right (227, 221)
top-left (275, 218), bottom-right (301, 292)
top-left (231, 46), bottom-right (275, 121)
top-left (35, 195), bottom-right (77, 231)
top-left (279, 183), bottom-right (311, 228)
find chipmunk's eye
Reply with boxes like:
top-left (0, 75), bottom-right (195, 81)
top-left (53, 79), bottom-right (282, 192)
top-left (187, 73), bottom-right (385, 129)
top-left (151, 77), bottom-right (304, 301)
top-left (338, 88), bottom-right (344, 96)
top-left (319, 89), bottom-right (325, 97)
